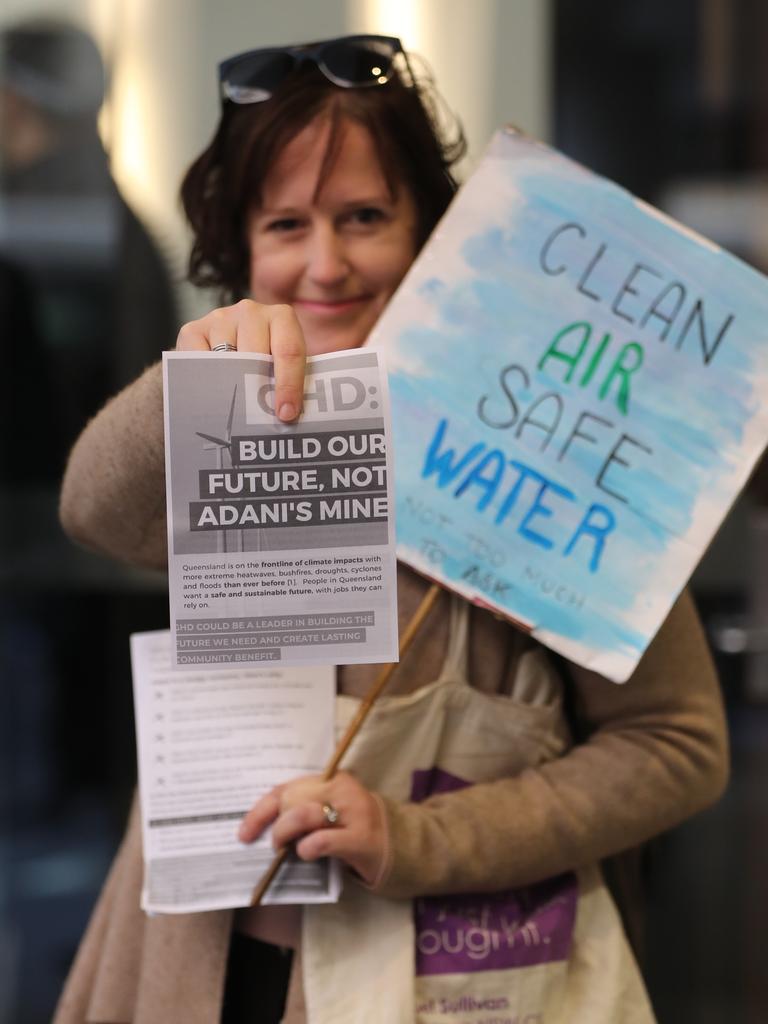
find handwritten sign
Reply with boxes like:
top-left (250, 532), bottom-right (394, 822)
top-left (372, 128), bottom-right (768, 682)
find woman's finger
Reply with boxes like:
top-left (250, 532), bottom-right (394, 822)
top-left (176, 301), bottom-right (307, 423)
top-left (229, 299), bottom-right (271, 353)
top-left (237, 788), bottom-right (282, 842)
top-left (176, 305), bottom-right (250, 353)
top-left (238, 773), bottom-right (388, 887)
top-left (269, 801), bottom-right (335, 849)
top-left (276, 775), bottom-right (327, 810)
top-left (175, 318), bottom-right (218, 351)
top-left (293, 796), bottom-right (387, 887)
top-left (263, 304), bottom-right (307, 422)
top-left (237, 774), bottom-right (325, 843)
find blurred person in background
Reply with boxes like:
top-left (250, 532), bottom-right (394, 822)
top-left (0, 17), bottom-right (179, 474)
top-left (0, 25), bottom-right (179, 1017)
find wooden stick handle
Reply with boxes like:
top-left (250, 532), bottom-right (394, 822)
top-left (249, 582), bottom-right (442, 906)
top-left (324, 582), bottom-right (441, 777)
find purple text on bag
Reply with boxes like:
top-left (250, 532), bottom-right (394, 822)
top-left (411, 767), bottom-right (578, 976)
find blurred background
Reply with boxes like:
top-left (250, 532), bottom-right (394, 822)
top-left (1, 1), bottom-right (767, 1020)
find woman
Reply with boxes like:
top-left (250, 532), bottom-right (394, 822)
top-left (56, 35), bottom-right (728, 1024)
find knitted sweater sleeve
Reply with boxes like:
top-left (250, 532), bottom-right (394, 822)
top-left (372, 589), bottom-right (729, 899)
top-left (59, 362), bottom-right (168, 570)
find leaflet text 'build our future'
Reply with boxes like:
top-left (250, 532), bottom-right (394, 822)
top-left (190, 431), bottom-right (387, 531)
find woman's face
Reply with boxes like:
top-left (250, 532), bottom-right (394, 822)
top-left (247, 115), bottom-right (418, 355)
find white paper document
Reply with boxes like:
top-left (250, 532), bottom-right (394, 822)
top-left (131, 629), bottom-right (341, 913)
top-left (162, 349), bottom-right (399, 669)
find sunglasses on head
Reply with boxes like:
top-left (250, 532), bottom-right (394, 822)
top-left (219, 34), bottom-right (409, 104)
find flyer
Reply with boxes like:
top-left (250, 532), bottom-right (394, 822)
top-left (372, 127), bottom-right (768, 682)
top-left (163, 349), bottom-right (398, 669)
top-left (131, 629), bottom-right (340, 913)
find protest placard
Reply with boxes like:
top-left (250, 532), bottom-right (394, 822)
top-left (373, 128), bottom-right (768, 682)
top-left (163, 349), bottom-right (398, 668)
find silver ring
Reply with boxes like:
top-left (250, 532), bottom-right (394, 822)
top-left (321, 802), bottom-right (340, 827)
top-left (211, 343), bottom-right (237, 352)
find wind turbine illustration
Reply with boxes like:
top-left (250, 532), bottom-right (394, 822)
top-left (195, 385), bottom-right (243, 554)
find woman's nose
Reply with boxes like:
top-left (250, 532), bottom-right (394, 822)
top-left (306, 225), bottom-right (350, 286)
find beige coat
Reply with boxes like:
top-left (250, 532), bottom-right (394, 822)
top-left (54, 364), bottom-right (729, 1022)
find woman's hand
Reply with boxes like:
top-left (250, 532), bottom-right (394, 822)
top-left (176, 299), bottom-right (306, 422)
top-left (238, 771), bottom-right (387, 887)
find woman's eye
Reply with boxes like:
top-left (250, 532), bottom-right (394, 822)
top-left (266, 217), bottom-right (302, 233)
top-left (349, 207), bottom-right (386, 226)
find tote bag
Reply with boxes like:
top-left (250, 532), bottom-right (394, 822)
top-left (301, 601), bottom-right (656, 1024)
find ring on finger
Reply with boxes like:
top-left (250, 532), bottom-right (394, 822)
top-left (211, 342), bottom-right (237, 352)
top-left (321, 802), bottom-right (340, 827)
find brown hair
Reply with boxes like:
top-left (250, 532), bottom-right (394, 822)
top-left (180, 58), bottom-right (466, 301)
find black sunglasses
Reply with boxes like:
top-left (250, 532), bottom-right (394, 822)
top-left (219, 34), bottom-right (410, 104)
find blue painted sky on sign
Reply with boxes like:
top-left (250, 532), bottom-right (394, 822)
top-left (378, 132), bottom-right (768, 680)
